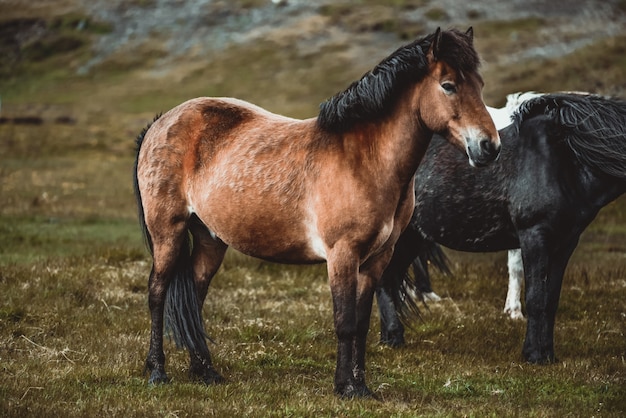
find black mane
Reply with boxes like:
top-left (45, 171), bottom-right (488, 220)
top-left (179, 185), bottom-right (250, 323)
top-left (514, 93), bottom-right (626, 180)
top-left (317, 28), bottom-right (479, 133)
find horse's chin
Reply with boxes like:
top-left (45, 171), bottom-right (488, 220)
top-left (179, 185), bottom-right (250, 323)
top-left (467, 151), bottom-right (500, 168)
top-left (467, 157), bottom-right (480, 168)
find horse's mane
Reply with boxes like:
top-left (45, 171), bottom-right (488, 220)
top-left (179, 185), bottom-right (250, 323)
top-left (317, 28), bottom-right (479, 133)
top-left (514, 93), bottom-right (626, 180)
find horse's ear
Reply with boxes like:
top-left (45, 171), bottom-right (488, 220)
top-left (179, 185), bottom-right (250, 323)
top-left (466, 27), bottom-right (474, 44)
top-left (428, 27), bottom-right (442, 62)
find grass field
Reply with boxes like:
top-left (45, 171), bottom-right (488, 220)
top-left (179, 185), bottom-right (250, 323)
top-left (1, 1), bottom-right (625, 416)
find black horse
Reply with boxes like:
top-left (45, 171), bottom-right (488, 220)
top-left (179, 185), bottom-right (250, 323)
top-left (378, 93), bottom-right (626, 364)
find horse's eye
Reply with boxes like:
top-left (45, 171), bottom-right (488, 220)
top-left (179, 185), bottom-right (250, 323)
top-left (441, 82), bottom-right (457, 95)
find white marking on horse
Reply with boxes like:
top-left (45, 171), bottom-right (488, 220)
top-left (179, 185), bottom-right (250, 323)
top-left (462, 126), bottom-right (496, 167)
top-left (504, 249), bottom-right (525, 320)
top-left (304, 200), bottom-right (327, 260)
top-left (486, 92), bottom-right (544, 131)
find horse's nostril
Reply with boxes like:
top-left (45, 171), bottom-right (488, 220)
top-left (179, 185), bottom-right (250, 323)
top-left (480, 138), bottom-right (499, 157)
top-left (480, 139), bottom-right (493, 153)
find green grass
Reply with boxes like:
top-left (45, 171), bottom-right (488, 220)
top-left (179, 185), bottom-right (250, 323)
top-left (0, 216), bottom-right (143, 264)
top-left (1, 241), bottom-right (624, 416)
top-left (0, 2), bottom-right (625, 416)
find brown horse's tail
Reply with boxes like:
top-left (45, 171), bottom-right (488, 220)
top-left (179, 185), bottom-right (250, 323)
top-left (133, 116), bottom-right (211, 356)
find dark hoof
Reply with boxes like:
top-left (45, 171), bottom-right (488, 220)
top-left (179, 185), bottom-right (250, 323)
top-left (380, 333), bottom-right (405, 348)
top-left (335, 382), bottom-right (374, 399)
top-left (524, 351), bottom-right (557, 365)
top-left (148, 369), bottom-right (170, 385)
top-left (380, 327), bottom-right (405, 348)
top-left (190, 366), bottom-right (225, 385)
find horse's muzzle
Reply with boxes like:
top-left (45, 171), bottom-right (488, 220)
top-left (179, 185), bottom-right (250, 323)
top-left (467, 136), bottom-right (501, 167)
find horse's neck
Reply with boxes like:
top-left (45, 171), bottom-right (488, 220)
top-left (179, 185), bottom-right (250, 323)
top-left (588, 173), bottom-right (626, 208)
top-left (573, 163), bottom-right (626, 211)
top-left (356, 108), bottom-right (432, 184)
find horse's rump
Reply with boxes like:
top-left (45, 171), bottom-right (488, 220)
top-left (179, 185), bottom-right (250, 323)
top-left (137, 97), bottom-right (331, 262)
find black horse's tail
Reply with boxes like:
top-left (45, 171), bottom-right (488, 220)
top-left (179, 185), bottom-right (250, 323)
top-left (163, 236), bottom-right (213, 353)
top-left (134, 115), bottom-right (210, 356)
top-left (381, 228), bottom-right (451, 322)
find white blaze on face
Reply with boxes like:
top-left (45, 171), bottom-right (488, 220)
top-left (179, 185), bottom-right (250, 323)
top-left (462, 126), bottom-right (487, 167)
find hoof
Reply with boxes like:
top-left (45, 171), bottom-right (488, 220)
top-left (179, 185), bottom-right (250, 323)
top-left (504, 306), bottom-right (524, 320)
top-left (148, 369), bottom-right (170, 385)
top-left (190, 366), bottom-right (225, 385)
top-left (335, 382), bottom-right (374, 399)
top-left (380, 334), bottom-right (405, 348)
top-left (524, 350), bottom-right (557, 365)
top-left (507, 310), bottom-right (525, 320)
top-left (380, 328), bottom-right (405, 348)
top-left (422, 292), bottom-right (441, 302)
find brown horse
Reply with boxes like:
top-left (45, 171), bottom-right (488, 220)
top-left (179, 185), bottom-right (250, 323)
top-left (133, 27), bottom-right (500, 398)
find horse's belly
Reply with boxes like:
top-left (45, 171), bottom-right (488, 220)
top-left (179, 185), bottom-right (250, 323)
top-left (196, 200), bottom-right (326, 264)
top-left (417, 208), bottom-right (519, 252)
top-left (430, 226), bottom-right (519, 252)
top-left (228, 229), bottom-right (326, 265)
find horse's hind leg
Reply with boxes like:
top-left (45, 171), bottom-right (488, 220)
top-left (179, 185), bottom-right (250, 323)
top-left (187, 218), bottom-right (227, 383)
top-left (145, 221), bottom-right (187, 385)
top-left (504, 249), bottom-right (524, 320)
top-left (377, 225), bottom-right (425, 347)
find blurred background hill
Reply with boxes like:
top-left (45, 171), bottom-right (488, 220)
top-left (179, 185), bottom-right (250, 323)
top-left (1, 0), bottom-right (625, 115)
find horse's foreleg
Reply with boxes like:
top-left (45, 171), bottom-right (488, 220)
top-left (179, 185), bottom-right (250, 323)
top-left (542, 239), bottom-right (578, 361)
top-left (519, 234), bottom-right (550, 364)
top-left (352, 272), bottom-right (376, 394)
top-left (353, 248), bottom-right (395, 396)
top-left (521, 234), bottom-right (577, 364)
top-left (504, 249), bottom-right (524, 320)
top-left (327, 245), bottom-right (364, 398)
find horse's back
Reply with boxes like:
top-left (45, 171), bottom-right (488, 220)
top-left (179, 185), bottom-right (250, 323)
top-left (144, 97), bottom-right (299, 143)
top-left (137, 96), bottom-right (307, 185)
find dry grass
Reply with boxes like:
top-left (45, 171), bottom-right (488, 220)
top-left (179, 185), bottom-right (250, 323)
top-left (1, 2), bottom-right (625, 416)
top-left (1, 244), bottom-right (624, 417)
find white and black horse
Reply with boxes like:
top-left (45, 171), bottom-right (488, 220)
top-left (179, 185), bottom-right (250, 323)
top-left (378, 93), bottom-right (626, 364)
